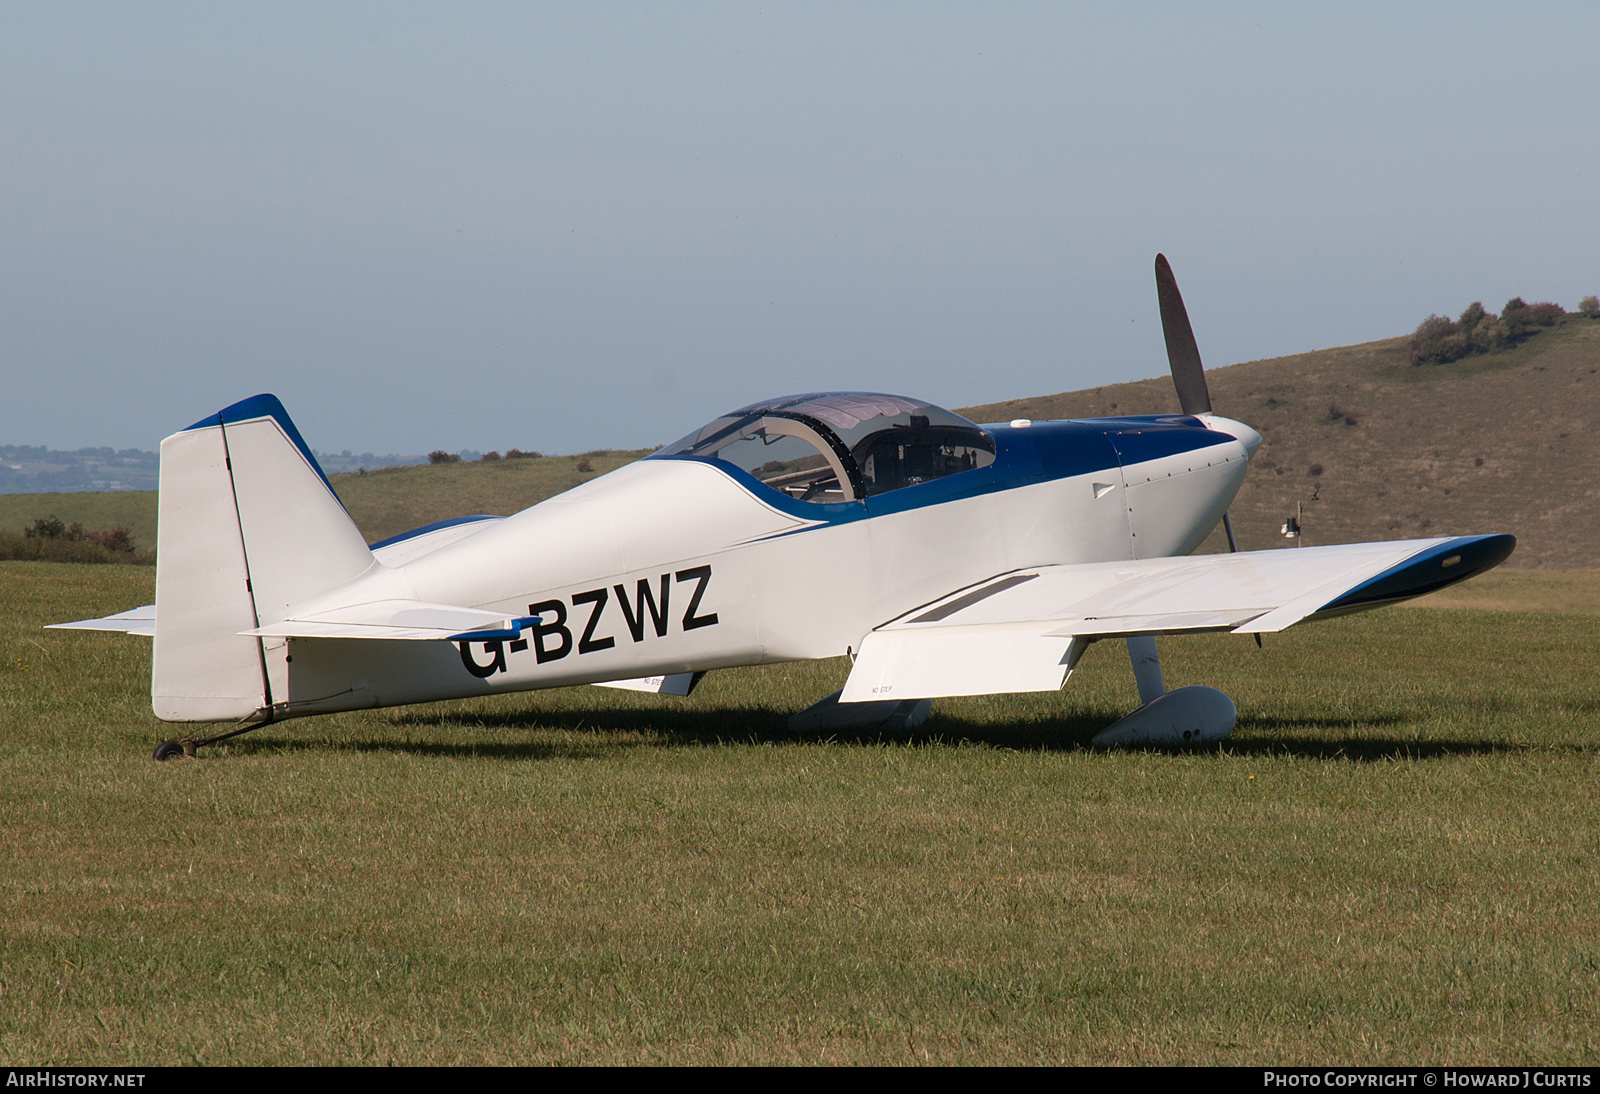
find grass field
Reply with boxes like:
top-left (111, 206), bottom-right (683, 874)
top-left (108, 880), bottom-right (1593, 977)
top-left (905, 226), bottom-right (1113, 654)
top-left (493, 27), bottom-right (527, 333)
top-left (3, 561), bottom-right (1598, 1065)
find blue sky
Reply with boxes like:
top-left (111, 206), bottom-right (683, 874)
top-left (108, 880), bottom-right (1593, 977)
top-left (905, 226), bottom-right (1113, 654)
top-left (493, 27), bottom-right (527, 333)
top-left (4, 3), bottom-right (1596, 455)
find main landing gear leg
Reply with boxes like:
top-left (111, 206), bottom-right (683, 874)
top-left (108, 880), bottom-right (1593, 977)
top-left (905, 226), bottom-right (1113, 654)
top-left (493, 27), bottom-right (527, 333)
top-left (1090, 636), bottom-right (1236, 747)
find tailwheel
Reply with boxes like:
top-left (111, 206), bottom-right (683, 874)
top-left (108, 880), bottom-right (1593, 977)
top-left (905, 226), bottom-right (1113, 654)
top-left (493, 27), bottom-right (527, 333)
top-left (150, 712), bottom-right (277, 762)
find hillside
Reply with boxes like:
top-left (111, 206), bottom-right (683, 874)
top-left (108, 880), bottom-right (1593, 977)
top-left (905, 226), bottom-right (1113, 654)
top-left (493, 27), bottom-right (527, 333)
top-left (4, 319), bottom-right (1598, 568)
top-left (327, 450), bottom-right (653, 545)
top-left (960, 318), bottom-right (1600, 568)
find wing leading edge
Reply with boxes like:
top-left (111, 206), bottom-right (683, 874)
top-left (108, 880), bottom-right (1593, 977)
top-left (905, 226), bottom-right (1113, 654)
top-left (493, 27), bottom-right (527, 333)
top-left (839, 534), bottom-right (1514, 703)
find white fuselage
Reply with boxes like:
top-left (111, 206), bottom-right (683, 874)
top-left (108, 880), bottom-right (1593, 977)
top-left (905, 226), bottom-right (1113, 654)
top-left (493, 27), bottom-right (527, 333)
top-left (277, 418), bottom-right (1255, 716)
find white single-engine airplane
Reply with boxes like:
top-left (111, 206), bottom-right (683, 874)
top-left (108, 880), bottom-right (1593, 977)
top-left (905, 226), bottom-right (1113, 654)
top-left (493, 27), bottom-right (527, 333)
top-left (55, 256), bottom-right (1515, 759)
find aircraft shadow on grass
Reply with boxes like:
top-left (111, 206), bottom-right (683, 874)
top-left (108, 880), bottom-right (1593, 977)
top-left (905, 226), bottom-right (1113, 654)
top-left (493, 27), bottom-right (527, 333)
top-left (224, 703), bottom-right (1522, 764)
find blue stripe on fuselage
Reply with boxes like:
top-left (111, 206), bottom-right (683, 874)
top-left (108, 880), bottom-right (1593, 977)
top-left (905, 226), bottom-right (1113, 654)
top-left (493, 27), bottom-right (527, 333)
top-left (368, 514), bottom-right (504, 551)
top-left (649, 416), bottom-right (1237, 524)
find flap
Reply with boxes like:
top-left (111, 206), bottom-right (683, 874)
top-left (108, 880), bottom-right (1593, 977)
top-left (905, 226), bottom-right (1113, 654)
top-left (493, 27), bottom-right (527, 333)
top-left (841, 629), bottom-right (1076, 703)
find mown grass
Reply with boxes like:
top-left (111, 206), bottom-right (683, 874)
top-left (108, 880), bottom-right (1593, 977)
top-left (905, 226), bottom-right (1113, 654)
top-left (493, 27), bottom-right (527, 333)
top-left (3, 561), bottom-right (1599, 1064)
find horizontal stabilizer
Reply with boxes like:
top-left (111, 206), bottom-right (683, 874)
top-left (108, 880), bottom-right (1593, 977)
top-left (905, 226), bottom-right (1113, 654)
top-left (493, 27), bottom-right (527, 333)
top-left (48, 605), bottom-right (156, 637)
top-left (244, 599), bottom-right (535, 642)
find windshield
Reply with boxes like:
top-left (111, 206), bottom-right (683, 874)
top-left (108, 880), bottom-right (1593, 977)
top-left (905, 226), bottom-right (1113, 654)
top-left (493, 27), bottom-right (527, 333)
top-left (655, 392), bottom-right (994, 503)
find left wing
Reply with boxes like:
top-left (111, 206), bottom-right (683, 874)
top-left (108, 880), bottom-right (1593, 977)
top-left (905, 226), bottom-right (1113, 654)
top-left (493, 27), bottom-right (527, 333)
top-left (840, 534), bottom-right (1513, 702)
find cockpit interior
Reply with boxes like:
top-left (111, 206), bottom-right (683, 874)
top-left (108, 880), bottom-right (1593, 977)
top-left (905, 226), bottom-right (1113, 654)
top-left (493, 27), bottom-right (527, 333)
top-left (654, 392), bottom-right (996, 503)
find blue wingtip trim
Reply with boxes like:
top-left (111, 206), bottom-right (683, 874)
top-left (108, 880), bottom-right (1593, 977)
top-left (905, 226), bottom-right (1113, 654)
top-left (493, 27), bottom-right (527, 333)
top-left (1317, 534), bottom-right (1517, 614)
top-left (183, 393), bottom-right (336, 497)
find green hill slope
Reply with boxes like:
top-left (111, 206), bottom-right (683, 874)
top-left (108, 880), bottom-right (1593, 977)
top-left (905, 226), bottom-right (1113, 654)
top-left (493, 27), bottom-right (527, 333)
top-left (5, 319), bottom-right (1598, 567)
top-left (329, 450), bottom-right (653, 545)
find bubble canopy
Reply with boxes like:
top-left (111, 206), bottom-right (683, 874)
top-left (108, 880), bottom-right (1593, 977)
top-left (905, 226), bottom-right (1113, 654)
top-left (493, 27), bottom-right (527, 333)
top-left (653, 392), bottom-right (995, 504)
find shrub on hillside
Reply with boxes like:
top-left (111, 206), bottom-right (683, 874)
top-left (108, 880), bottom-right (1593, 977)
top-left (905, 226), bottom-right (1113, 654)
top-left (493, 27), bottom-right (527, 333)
top-left (3, 517), bottom-right (149, 564)
top-left (504, 449), bottom-right (542, 460)
top-left (1409, 297), bottom-right (1565, 366)
top-left (427, 450), bottom-right (460, 465)
top-left (1580, 296), bottom-right (1599, 319)
top-left (1500, 297), bottom-right (1565, 339)
top-left (26, 515), bottom-right (67, 539)
top-left (0, 532), bottom-right (153, 564)
top-left (1409, 312), bottom-right (1473, 365)
top-left (26, 516), bottom-right (136, 553)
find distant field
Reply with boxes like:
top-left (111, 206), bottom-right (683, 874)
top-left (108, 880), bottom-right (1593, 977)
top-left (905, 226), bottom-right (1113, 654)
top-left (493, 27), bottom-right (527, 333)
top-left (1401, 568), bottom-right (1600, 615)
top-left (4, 560), bottom-right (1598, 1065)
top-left (0, 449), bottom-right (653, 552)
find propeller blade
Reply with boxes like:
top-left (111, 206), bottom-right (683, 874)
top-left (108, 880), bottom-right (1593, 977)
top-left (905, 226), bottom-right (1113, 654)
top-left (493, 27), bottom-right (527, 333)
top-left (1155, 253), bottom-right (1212, 415)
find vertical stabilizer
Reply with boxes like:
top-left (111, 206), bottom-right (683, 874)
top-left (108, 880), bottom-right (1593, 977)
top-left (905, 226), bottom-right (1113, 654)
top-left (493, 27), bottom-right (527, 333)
top-left (152, 394), bottom-right (375, 722)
